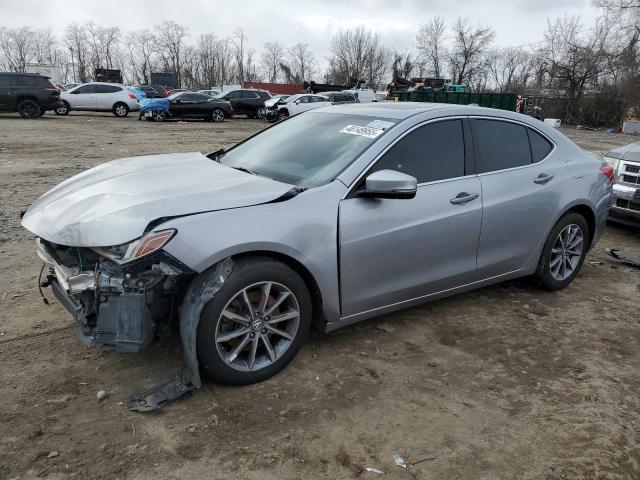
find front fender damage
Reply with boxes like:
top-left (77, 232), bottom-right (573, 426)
top-left (128, 258), bottom-right (233, 412)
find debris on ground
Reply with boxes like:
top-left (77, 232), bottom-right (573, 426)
top-left (365, 466), bottom-right (384, 473)
top-left (47, 451), bottom-right (59, 459)
top-left (376, 323), bottom-right (396, 334)
top-left (393, 454), bottom-right (407, 469)
top-left (96, 390), bottom-right (108, 401)
top-left (605, 248), bottom-right (640, 269)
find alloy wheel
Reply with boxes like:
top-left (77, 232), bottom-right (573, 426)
top-left (115, 105), bottom-right (127, 116)
top-left (549, 224), bottom-right (584, 281)
top-left (214, 281), bottom-right (300, 372)
top-left (212, 109), bottom-right (224, 122)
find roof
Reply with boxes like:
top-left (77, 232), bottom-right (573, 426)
top-left (319, 101), bottom-right (449, 119)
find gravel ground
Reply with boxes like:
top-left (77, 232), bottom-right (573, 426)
top-left (0, 111), bottom-right (639, 480)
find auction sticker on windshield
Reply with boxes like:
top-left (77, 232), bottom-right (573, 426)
top-left (339, 125), bottom-right (384, 139)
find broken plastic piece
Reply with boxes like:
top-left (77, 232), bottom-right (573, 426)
top-left (365, 467), bottom-right (384, 473)
top-left (605, 248), bottom-right (640, 269)
top-left (393, 454), bottom-right (407, 469)
top-left (128, 370), bottom-right (196, 412)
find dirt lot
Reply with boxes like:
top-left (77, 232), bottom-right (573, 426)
top-left (1, 111), bottom-right (639, 480)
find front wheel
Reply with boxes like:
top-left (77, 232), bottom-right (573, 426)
top-left (112, 102), bottom-right (129, 117)
top-left (534, 212), bottom-right (590, 290)
top-left (277, 109), bottom-right (289, 121)
top-left (196, 258), bottom-right (311, 385)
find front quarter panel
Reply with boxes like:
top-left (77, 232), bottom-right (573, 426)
top-left (161, 181), bottom-right (347, 324)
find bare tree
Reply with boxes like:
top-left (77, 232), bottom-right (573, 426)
top-left (64, 23), bottom-right (89, 82)
top-left (392, 51), bottom-right (415, 81)
top-left (232, 28), bottom-right (247, 83)
top-left (415, 16), bottom-right (447, 78)
top-left (289, 43), bottom-right (316, 81)
top-left (448, 17), bottom-right (495, 85)
top-left (0, 27), bottom-right (35, 72)
top-left (541, 15), bottom-right (612, 122)
top-left (327, 26), bottom-right (391, 89)
top-left (154, 21), bottom-right (188, 85)
top-left (261, 41), bottom-right (285, 82)
top-left (488, 47), bottom-right (533, 93)
top-left (127, 30), bottom-right (156, 84)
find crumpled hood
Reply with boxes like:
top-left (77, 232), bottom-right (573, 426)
top-left (22, 151), bottom-right (294, 247)
top-left (606, 141), bottom-right (640, 162)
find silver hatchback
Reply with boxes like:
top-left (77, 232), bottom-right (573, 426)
top-left (22, 103), bottom-right (612, 407)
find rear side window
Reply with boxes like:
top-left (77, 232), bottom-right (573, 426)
top-left (74, 85), bottom-right (97, 94)
top-left (471, 119), bottom-right (531, 173)
top-left (96, 85), bottom-right (121, 93)
top-left (15, 76), bottom-right (39, 86)
top-left (528, 129), bottom-right (553, 162)
top-left (0, 76), bottom-right (9, 87)
top-left (371, 119), bottom-right (465, 183)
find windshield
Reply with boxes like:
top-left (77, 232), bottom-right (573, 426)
top-left (167, 92), bottom-right (182, 100)
top-left (219, 112), bottom-right (397, 187)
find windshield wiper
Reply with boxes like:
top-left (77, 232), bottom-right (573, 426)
top-left (232, 166), bottom-right (264, 177)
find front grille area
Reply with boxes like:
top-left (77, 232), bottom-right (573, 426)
top-left (622, 175), bottom-right (640, 185)
top-left (625, 164), bottom-right (640, 174)
top-left (616, 199), bottom-right (640, 211)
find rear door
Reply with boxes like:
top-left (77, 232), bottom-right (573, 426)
top-left (95, 84), bottom-right (122, 110)
top-left (339, 118), bottom-right (482, 317)
top-left (471, 118), bottom-right (563, 278)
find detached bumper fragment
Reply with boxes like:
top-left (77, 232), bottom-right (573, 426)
top-left (605, 248), bottom-right (640, 269)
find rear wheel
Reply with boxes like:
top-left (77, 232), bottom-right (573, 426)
top-left (17, 99), bottom-right (41, 119)
top-left (196, 258), bottom-right (311, 385)
top-left (55, 102), bottom-right (70, 115)
top-left (112, 102), bottom-right (129, 117)
top-left (535, 212), bottom-right (589, 290)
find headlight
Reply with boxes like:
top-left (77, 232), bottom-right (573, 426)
top-left (604, 156), bottom-right (620, 178)
top-left (91, 229), bottom-right (176, 264)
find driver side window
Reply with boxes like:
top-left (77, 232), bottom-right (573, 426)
top-left (369, 120), bottom-right (466, 184)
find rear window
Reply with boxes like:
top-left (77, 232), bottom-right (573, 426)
top-left (471, 119), bottom-right (532, 173)
top-left (528, 129), bottom-right (553, 162)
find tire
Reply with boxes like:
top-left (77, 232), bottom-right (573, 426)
top-left (277, 109), bottom-right (289, 121)
top-left (247, 113), bottom-right (256, 119)
top-left (211, 108), bottom-right (225, 122)
top-left (17, 99), bottom-right (41, 119)
top-left (112, 102), bottom-right (129, 117)
top-left (153, 111), bottom-right (166, 122)
top-left (534, 212), bottom-right (590, 291)
top-left (55, 102), bottom-right (70, 116)
top-left (197, 257), bottom-right (312, 385)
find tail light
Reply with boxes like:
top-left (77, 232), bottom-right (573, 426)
top-left (128, 93), bottom-right (137, 100)
top-left (600, 165), bottom-right (615, 184)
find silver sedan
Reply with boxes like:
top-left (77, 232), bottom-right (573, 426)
top-left (22, 103), bottom-right (612, 407)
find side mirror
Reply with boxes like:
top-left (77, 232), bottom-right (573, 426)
top-left (359, 170), bottom-right (417, 199)
top-left (294, 100), bottom-right (300, 105)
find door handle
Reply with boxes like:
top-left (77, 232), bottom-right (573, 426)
top-left (450, 192), bottom-right (479, 205)
top-left (534, 173), bottom-right (554, 184)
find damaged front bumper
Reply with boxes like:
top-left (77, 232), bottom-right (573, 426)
top-left (37, 238), bottom-right (189, 352)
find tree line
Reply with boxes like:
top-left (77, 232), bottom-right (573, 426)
top-left (0, 1), bottom-right (638, 124)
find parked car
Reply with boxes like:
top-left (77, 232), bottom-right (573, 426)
top-left (604, 141), bottom-right (640, 226)
top-left (215, 89), bottom-right (270, 118)
top-left (198, 89), bottom-right (222, 97)
top-left (264, 93), bottom-right (331, 122)
top-left (141, 92), bottom-right (232, 122)
top-left (136, 85), bottom-right (169, 98)
top-left (57, 82), bottom-right (140, 117)
top-left (0, 72), bottom-right (64, 119)
top-left (342, 87), bottom-right (377, 103)
top-left (64, 83), bottom-right (81, 90)
top-left (166, 88), bottom-right (188, 96)
top-left (22, 103), bottom-right (612, 408)
top-left (321, 91), bottom-right (359, 104)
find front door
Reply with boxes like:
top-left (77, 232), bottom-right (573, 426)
top-left (339, 119), bottom-right (482, 317)
top-left (68, 84), bottom-right (98, 110)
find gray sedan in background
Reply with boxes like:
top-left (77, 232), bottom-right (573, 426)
top-left (22, 103), bottom-right (612, 407)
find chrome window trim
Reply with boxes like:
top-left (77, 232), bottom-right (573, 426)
top-left (342, 116), bottom-right (473, 199)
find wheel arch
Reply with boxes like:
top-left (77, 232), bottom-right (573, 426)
top-left (15, 95), bottom-right (40, 108)
top-left (557, 202), bottom-right (597, 249)
top-left (230, 250), bottom-right (326, 330)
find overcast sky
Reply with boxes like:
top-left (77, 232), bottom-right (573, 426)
top-left (0, 0), bottom-right (600, 66)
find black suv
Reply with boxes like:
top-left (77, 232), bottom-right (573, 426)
top-left (0, 72), bottom-right (64, 119)
top-left (215, 89), bottom-right (270, 118)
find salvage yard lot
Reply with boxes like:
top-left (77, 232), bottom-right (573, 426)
top-left (1, 112), bottom-right (640, 480)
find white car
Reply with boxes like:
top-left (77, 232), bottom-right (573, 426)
top-left (270, 94), bottom-right (331, 121)
top-left (57, 82), bottom-right (140, 117)
top-left (342, 87), bottom-right (377, 103)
